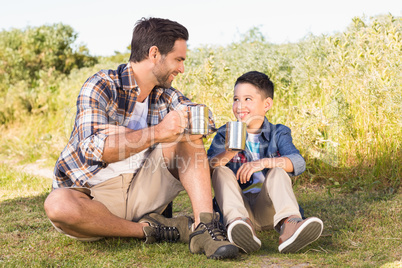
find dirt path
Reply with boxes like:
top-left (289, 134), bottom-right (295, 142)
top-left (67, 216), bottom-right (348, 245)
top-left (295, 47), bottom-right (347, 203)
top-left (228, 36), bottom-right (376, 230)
top-left (1, 158), bottom-right (53, 179)
top-left (18, 162), bottom-right (53, 179)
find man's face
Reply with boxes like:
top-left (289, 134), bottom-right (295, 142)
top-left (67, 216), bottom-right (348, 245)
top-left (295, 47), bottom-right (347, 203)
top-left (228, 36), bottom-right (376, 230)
top-left (152, 39), bottom-right (187, 89)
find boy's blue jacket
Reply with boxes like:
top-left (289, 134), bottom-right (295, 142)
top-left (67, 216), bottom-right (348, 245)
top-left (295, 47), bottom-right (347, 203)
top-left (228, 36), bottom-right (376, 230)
top-left (207, 118), bottom-right (306, 190)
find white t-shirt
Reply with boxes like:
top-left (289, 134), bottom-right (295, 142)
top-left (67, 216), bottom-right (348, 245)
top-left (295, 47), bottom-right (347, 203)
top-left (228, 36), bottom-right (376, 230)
top-left (90, 97), bottom-right (151, 185)
top-left (243, 132), bottom-right (265, 194)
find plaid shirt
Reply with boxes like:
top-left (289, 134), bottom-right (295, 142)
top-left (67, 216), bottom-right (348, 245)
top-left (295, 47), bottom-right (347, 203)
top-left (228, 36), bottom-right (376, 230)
top-left (53, 62), bottom-right (209, 189)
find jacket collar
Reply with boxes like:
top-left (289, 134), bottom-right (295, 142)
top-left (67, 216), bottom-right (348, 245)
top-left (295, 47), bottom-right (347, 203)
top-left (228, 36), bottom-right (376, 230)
top-left (260, 117), bottom-right (272, 142)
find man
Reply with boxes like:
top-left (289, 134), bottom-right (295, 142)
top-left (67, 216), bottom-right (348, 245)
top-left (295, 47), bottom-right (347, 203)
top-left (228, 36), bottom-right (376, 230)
top-left (44, 17), bottom-right (238, 260)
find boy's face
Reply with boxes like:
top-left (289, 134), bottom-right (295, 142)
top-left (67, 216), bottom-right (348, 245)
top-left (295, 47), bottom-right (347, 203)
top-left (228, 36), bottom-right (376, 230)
top-left (232, 83), bottom-right (272, 132)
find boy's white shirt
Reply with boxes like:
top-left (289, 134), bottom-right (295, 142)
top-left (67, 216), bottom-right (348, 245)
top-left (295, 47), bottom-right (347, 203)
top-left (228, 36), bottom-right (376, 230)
top-left (243, 132), bottom-right (265, 194)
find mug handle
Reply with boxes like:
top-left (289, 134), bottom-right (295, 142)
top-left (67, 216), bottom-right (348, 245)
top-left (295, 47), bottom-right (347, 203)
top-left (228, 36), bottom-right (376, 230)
top-left (184, 106), bottom-right (191, 134)
top-left (208, 126), bottom-right (218, 134)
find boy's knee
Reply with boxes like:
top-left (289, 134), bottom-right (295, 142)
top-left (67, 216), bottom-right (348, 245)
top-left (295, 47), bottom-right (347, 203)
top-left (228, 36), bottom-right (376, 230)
top-left (212, 166), bottom-right (232, 179)
top-left (271, 167), bottom-right (288, 175)
top-left (266, 167), bottom-right (291, 183)
top-left (211, 166), bottom-right (237, 188)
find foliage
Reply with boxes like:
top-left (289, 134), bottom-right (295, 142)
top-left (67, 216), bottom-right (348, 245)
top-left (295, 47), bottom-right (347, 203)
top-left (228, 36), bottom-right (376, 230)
top-left (0, 23), bottom-right (98, 124)
top-left (175, 14), bottom-right (402, 191)
top-left (290, 14), bottom-right (402, 190)
top-left (0, 15), bottom-right (401, 191)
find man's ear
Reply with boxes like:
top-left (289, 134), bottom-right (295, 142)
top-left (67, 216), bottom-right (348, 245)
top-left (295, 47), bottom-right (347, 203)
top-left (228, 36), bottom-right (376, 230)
top-left (264, 97), bottom-right (273, 112)
top-left (148, 46), bottom-right (159, 62)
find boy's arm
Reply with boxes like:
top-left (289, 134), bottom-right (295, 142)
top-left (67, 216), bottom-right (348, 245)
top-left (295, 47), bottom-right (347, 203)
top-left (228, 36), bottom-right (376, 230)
top-left (275, 124), bottom-right (306, 176)
top-left (236, 157), bottom-right (293, 184)
top-left (261, 157), bottom-right (294, 172)
top-left (207, 126), bottom-right (236, 167)
top-left (209, 150), bottom-right (238, 168)
top-left (237, 124), bottom-right (302, 184)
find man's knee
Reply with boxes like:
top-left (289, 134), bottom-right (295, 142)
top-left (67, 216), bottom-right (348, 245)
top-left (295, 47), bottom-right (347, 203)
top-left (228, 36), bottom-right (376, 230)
top-left (162, 140), bottom-right (208, 174)
top-left (44, 188), bottom-right (90, 224)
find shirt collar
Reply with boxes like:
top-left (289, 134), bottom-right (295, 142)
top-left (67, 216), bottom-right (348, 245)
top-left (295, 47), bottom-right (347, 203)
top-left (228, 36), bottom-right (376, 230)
top-left (124, 62), bottom-right (165, 95)
top-left (153, 86), bottom-right (164, 94)
top-left (122, 62), bottom-right (140, 94)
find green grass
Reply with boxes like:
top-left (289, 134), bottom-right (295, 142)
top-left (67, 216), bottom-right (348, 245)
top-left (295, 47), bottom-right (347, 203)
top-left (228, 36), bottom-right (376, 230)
top-left (1, 164), bottom-right (401, 267)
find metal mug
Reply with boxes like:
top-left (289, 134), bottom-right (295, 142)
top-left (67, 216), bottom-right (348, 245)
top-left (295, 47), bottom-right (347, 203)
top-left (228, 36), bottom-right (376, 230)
top-left (186, 104), bottom-right (209, 135)
top-left (225, 121), bottom-right (247, 151)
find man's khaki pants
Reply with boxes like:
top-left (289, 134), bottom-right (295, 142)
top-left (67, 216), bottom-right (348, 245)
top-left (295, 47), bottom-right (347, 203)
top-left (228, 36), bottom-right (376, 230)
top-left (91, 144), bottom-right (185, 222)
top-left (52, 144), bottom-right (186, 240)
top-left (212, 166), bottom-right (301, 231)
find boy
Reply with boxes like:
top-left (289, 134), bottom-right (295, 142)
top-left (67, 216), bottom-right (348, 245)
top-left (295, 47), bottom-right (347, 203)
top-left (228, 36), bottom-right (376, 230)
top-left (207, 71), bottom-right (323, 254)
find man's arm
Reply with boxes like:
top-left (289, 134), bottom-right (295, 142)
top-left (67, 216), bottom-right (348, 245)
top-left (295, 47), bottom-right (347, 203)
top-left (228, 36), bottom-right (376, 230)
top-left (73, 76), bottom-right (196, 166)
top-left (99, 109), bottom-right (203, 163)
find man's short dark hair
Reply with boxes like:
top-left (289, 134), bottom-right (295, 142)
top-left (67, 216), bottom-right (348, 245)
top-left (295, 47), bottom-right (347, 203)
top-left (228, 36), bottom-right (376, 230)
top-left (129, 17), bottom-right (189, 63)
top-left (235, 71), bottom-right (274, 99)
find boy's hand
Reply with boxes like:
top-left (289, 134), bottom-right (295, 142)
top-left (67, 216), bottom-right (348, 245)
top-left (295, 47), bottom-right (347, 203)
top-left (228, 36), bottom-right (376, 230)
top-left (236, 160), bottom-right (265, 184)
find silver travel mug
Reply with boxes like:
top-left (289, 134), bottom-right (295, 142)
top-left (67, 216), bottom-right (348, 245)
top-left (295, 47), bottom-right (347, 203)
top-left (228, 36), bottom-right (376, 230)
top-left (225, 121), bottom-right (247, 151)
top-left (186, 104), bottom-right (209, 135)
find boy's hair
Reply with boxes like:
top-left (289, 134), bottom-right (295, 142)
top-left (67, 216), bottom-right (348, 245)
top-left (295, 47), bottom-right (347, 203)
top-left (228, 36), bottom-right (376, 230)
top-left (235, 71), bottom-right (274, 99)
top-left (129, 17), bottom-right (189, 63)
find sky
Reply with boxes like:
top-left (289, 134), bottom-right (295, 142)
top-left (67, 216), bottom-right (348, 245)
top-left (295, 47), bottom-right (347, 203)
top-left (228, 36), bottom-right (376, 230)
top-left (1, 0), bottom-right (401, 56)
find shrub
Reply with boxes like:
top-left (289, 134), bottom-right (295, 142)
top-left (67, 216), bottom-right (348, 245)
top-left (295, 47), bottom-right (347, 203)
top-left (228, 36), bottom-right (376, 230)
top-left (0, 23), bottom-right (98, 123)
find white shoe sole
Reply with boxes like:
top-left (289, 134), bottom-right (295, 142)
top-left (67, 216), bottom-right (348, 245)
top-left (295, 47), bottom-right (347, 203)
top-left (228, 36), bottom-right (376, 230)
top-left (227, 220), bottom-right (261, 253)
top-left (278, 217), bottom-right (323, 253)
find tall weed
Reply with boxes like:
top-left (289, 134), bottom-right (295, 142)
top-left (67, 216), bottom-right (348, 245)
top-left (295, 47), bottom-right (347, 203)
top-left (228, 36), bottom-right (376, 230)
top-left (1, 15), bottom-right (400, 191)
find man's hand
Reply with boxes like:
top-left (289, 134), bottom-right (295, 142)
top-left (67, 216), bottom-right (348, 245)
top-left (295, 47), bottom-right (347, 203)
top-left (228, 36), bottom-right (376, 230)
top-left (154, 109), bottom-right (203, 143)
top-left (236, 159), bottom-right (265, 184)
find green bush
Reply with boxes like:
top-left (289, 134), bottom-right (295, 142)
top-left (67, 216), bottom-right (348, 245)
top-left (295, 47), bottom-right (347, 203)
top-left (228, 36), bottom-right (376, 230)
top-left (0, 23), bottom-right (98, 124)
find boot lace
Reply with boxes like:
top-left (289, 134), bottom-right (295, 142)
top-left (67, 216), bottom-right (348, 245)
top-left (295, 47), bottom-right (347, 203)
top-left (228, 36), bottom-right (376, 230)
top-left (153, 225), bottom-right (180, 242)
top-left (203, 217), bottom-right (227, 241)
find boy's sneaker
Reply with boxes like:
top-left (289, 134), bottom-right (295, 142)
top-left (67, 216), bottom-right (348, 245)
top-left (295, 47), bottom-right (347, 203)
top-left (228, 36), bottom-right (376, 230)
top-left (278, 215), bottom-right (323, 253)
top-left (139, 213), bottom-right (193, 244)
top-left (227, 218), bottom-right (261, 253)
top-left (189, 212), bottom-right (239, 260)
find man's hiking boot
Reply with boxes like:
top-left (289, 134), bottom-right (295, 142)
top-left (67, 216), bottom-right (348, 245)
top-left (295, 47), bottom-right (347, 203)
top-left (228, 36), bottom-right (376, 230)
top-left (189, 212), bottom-right (238, 260)
top-left (278, 215), bottom-right (323, 253)
top-left (227, 217), bottom-right (261, 253)
top-left (139, 213), bottom-right (193, 244)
